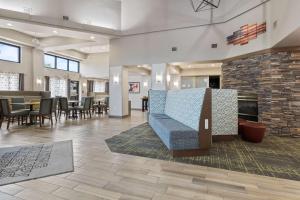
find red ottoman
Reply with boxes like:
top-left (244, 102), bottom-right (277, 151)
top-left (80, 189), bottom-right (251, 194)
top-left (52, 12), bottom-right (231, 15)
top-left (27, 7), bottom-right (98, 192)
top-left (238, 118), bottom-right (247, 135)
top-left (241, 122), bottom-right (266, 143)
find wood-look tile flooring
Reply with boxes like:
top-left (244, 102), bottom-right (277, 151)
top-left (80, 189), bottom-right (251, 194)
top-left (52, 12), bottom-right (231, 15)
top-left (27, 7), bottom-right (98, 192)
top-left (0, 111), bottom-right (299, 200)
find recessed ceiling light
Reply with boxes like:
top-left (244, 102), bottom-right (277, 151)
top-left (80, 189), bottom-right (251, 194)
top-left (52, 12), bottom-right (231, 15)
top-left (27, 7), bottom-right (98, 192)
top-left (53, 30), bottom-right (58, 34)
top-left (90, 36), bottom-right (95, 40)
top-left (7, 23), bottom-right (13, 27)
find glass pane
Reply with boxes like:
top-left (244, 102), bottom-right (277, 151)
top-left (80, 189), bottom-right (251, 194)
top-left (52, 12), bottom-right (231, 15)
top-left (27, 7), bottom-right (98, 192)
top-left (69, 60), bottom-right (79, 72)
top-left (0, 43), bottom-right (20, 63)
top-left (0, 73), bottom-right (19, 91)
top-left (49, 78), bottom-right (67, 97)
top-left (57, 57), bottom-right (68, 70)
top-left (44, 55), bottom-right (55, 68)
top-left (94, 81), bottom-right (105, 92)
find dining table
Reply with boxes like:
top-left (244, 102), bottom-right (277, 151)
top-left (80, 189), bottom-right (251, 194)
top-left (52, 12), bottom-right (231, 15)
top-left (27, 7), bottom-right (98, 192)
top-left (10, 102), bottom-right (40, 111)
top-left (10, 102), bottom-right (40, 124)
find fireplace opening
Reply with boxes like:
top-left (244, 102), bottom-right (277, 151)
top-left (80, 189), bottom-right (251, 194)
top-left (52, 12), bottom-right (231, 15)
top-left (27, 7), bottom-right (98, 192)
top-left (238, 93), bottom-right (258, 122)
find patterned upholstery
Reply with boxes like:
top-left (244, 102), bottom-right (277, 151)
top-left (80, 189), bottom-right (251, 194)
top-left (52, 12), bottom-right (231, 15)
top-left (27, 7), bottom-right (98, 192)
top-left (148, 88), bottom-right (238, 151)
top-left (149, 114), bottom-right (199, 150)
top-left (149, 90), bottom-right (167, 114)
top-left (164, 88), bottom-right (206, 131)
top-left (212, 89), bottom-right (238, 135)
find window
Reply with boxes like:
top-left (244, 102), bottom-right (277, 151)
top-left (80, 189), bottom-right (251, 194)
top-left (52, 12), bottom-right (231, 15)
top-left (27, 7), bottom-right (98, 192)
top-left (44, 54), bottom-right (55, 68)
top-left (94, 81), bottom-right (105, 92)
top-left (49, 77), bottom-right (67, 97)
top-left (43, 54), bottom-right (80, 73)
top-left (0, 73), bottom-right (19, 91)
top-left (0, 42), bottom-right (20, 63)
top-left (69, 60), bottom-right (79, 72)
top-left (57, 57), bottom-right (68, 70)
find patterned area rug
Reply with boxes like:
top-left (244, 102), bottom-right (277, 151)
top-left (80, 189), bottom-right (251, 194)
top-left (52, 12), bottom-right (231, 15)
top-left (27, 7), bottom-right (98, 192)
top-left (0, 140), bottom-right (74, 186)
top-left (106, 123), bottom-right (300, 181)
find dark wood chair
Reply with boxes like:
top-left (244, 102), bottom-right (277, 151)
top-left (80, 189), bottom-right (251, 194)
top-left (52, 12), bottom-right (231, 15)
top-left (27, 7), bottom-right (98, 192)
top-left (58, 97), bottom-right (74, 119)
top-left (75, 97), bottom-right (92, 119)
top-left (0, 99), bottom-right (30, 129)
top-left (52, 97), bottom-right (59, 121)
top-left (29, 98), bottom-right (53, 127)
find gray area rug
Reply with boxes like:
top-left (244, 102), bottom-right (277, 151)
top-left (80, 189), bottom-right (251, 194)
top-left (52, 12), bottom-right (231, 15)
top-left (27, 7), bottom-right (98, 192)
top-left (0, 140), bottom-right (74, 186)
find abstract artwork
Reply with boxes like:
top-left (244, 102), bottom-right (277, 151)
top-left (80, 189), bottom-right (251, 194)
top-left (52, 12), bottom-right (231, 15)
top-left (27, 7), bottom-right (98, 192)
top-left (129, 82), bottom-right (140, 93)
top-left (227, 22), bottom-right (266, 46)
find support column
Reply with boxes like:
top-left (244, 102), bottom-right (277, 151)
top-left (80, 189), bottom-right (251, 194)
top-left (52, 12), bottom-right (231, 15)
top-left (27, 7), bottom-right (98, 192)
top-left (109, 66), bottom-right (129, 117)
top-left (32, 48), bottom-right (45, 91)
top-left (151, 63), bottom-right (167, 90)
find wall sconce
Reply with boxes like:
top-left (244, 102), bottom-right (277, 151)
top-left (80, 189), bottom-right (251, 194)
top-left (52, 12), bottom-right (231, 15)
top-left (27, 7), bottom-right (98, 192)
top-left (143, 81), bottom-right (148, 87)
top-left (113, 75), bottom-right (120, 85)
top-left (155, 73), bottom-right (163, 84)
top-left (82, 82), bottom-right (87, 87)
top-left (36, 78), bottom-right (42, 85)
top-left (166, 74), bottom-right (171, 83)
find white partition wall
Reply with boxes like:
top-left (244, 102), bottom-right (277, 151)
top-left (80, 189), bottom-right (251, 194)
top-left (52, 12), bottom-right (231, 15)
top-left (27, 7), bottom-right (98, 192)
top-left (109, 66), bottom-right (129, 117)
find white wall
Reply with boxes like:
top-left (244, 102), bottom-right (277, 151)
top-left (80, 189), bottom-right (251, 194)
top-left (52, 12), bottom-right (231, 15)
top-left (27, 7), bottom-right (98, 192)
top-left (128, 75), bottom-right (150, 109)
top-left (0, 42), bottom-right (33, 90)
top-left (110, 0), bottom-right (272, 66)
top-left (80, 53), bottom-right (109, 79)
top-left (121, 0), bottom-right (265, 34)
top-left (269, 0), bottom-right (300, 46)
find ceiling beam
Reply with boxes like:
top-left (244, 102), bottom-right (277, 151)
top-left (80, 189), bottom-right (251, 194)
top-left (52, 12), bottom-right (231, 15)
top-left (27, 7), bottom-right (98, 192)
top-left (0, 28), bottom-right (35, 47)
top-left (0, 8), bottom-right (121, 38)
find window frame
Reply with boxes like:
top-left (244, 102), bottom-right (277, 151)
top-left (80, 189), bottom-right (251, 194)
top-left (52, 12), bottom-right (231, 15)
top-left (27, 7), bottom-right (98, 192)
top-left (44, 54), bottom-right (56, 69)
top-left (0, 41), bottom-right (21, 63)
top-left (44, 53), bottom-right (80, 73)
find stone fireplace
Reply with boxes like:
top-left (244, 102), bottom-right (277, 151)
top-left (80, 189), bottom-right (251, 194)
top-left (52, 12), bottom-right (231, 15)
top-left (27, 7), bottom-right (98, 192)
top-left (222, 49), bottom-right (300, 136)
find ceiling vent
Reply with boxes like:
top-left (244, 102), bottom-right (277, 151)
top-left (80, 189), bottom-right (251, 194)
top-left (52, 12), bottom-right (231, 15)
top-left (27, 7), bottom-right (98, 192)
top-left (63, 16), bottom-right (69, 21)
top-left (211, 43), bottom-right (218, 48)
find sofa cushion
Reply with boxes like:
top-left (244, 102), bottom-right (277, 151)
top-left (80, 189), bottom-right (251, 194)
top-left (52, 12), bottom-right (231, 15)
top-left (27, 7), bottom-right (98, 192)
top-left (164, 88), bottom-right (206, 131)
top-left (149, 114), bottom-right (199, 150)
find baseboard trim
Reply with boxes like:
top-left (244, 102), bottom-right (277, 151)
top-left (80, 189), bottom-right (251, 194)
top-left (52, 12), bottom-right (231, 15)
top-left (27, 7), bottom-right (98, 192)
top-left (109, 115), bottom-right (129, 119)
top-left (212, 135), bottom-right (236, 142)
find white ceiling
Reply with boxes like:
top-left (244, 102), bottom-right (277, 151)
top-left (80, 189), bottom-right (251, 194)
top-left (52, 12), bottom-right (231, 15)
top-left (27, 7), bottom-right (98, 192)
top-left (0, 18), bottom-right (111, 54)
top-left (0, 0), bottom-right (270, 56)
top-left (121, 0), bottom-right (268, 34)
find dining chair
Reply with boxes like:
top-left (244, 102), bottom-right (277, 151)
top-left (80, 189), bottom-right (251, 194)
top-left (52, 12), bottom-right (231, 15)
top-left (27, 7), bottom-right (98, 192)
top-left (29, 98), bottom-right (53, 127)
top-left (58, 97), bottom-right (74, 119)
top-left (0, 99), bottom-right (30, 129)
top-left (52, 97), bottom-right (58, 122)
top-left (11, 97), bottom-right (27, 111)
top-left (75, 97), bottom-right (92, 119)
top-left (103, 97), bottom-right (109, 114)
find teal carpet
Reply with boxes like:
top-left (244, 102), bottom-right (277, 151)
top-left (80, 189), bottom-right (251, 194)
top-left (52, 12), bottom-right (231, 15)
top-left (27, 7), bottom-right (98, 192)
top-left (106, 123), bottom-right (300, 181)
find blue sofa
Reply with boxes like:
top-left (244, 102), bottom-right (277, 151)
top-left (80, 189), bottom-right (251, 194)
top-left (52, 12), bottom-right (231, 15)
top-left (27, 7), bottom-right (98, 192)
top-left (148, 88), bottom-right (237, 157)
